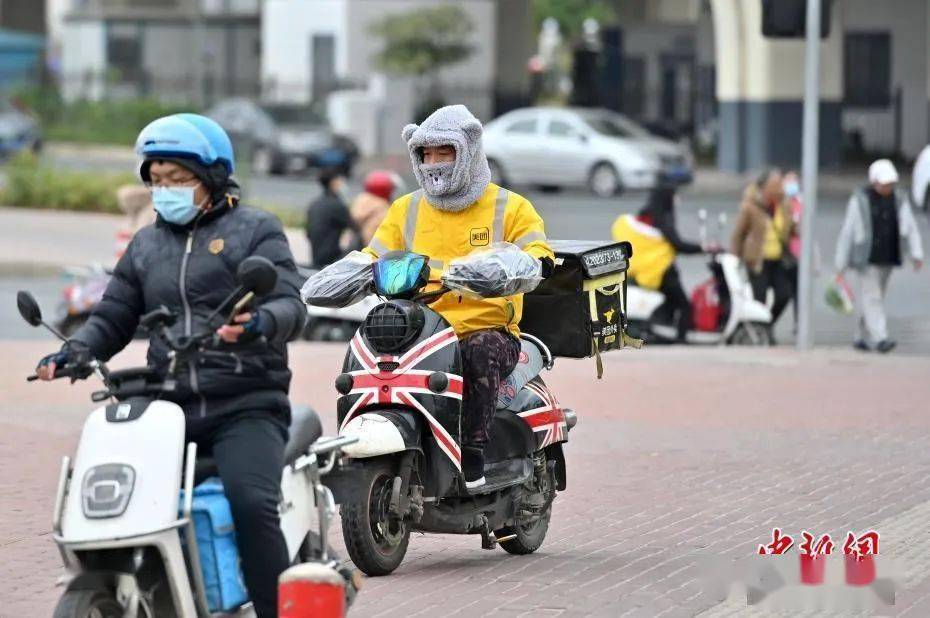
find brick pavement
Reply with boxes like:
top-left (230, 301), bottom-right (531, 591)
top-left (2, 341), bottom-right (930, 617)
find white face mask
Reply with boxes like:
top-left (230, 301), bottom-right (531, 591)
top-left (152, 186), bottom-right (201, 225)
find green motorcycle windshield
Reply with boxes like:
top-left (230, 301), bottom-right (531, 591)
top-left (372, 253), bottom-right (428, 297)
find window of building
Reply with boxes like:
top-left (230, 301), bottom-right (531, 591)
top-left (844, 32), bottom-right (891, 108)
top-left (621, 56), bottom-right (645, 117)
top-left (106, 23), bottom-right (143, 85)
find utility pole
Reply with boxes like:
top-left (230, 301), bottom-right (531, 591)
top-left (796, 0), bottom-right (822, 350)
top-left (192, 0), bottom-right (207, 107)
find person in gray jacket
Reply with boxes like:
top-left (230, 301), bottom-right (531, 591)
top-left (835, 159), bottom-right (924, 353)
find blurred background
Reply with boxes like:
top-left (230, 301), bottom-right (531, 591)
top-left (0, 0), bottom-right (928, 349)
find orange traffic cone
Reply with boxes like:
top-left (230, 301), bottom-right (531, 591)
top-left (279, 562), bottom-right (345, 618)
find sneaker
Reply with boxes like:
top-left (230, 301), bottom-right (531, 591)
top-left (853, 340), bottom-right (870, 352)
top-left (876, 339), bottom-right (897, 354)
top-left (462, 446), bottom-right (486, 490)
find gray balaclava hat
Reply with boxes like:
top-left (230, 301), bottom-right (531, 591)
top-left (402, 104), bottom-right (491, 212)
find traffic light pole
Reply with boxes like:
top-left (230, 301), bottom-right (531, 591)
top-left (797, 0), bottom-right (822, 350)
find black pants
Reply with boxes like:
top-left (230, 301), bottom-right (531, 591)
top-left (750, 259), bottom-right (793, 327)
top-left (658, 266), bottom-right (691, 342)
top-left (187, 412), bottom-right (289, 618)
top-left (460, 329), bottom-right (522, 448)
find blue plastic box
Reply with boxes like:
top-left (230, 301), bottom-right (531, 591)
top-left (180, 478), bottom-right (249, 613)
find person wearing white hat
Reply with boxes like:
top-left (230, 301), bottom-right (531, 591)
top-left (835, 159), bottom-right (924, 352)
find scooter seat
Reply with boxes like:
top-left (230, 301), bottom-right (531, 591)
top-left (192, 405), bottom-right (323, 484)
top-left (497, 337), bottom-right (545, 409)
top-left (284, 404), bottom-right (323, 465)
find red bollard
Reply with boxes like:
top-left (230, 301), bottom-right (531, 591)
top-left (845, 554), bottom-right (876, 586)
top-left (279, 562), bottom-right (345, 618)
top-left (799, 554), bottom-right (826, 585)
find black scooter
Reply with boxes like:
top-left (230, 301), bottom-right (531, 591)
top-left (317, 251), bottom-right (577, 576)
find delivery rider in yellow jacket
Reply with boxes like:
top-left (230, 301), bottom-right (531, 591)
top-left (612, 185), bottom-right (712, 342)
top-left (365, 104), bottom-right (554, 489)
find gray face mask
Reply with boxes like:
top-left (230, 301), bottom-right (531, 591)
top-left (418, 161), bottom-right (457, 196)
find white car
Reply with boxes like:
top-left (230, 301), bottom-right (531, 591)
top-left (482, 107), bottom-right (693, 197)
top-left (913, 144), bottom-right (930, 211)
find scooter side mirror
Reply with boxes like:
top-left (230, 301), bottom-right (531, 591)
top-left (237, 256), bottom-right (278, 296)
top-left (17, 289), bottom-right (69, 342)
top-left (17, 290), bottom-right (42, 327)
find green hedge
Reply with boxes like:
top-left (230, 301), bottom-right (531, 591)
top-left (1, 152), bottom-right (135, 213)
top-left (0, 153), bottom-right (304, 228)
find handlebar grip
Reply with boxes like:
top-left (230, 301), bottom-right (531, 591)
top-left (27, 374), bottom-right (38, 382)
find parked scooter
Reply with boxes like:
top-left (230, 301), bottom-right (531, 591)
top-left (308, 251), bottom-right (577, 576)
top-left (55, 185), bottom-right (155, 338)
top-left (55, 264), bottom-right (112, 337)
top-left (18, 256), bottom-right (359, 617)
top-left (625, 210), bottom-right (773, 345)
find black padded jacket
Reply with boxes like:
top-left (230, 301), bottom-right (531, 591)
top-left (70, 197), bottom-right (306, 419)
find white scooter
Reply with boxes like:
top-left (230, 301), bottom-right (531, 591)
top-left (299, 265), bottom-right (378, 341)
top-left (625, 210), bottom-right (773, 345)
top-left (18, 256), bottom-right (359, 618)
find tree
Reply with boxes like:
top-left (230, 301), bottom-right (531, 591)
top-left (531, 0), bottom-right (615, 41)
top-left (370, 5), bottom-right (474, 121)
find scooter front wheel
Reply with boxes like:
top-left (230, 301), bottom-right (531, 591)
top-left (340, 459), bottom-right (410, 576)
top-left (53, 588), bottom-right (123, 618)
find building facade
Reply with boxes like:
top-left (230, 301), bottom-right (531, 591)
top-left (608, 0), bottom-right (930, 171)
top-left (59, 0), bottom-right (261, 104)
top-left (261, 0), bottom-right (533, 154)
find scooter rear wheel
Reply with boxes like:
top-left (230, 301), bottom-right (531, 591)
top-left (340, 460), bottom-right (410, 576)
top-left (53, 589), bottom-right (123, 618)
top-left (496, 451), bottom-right (555, 555)
top-left (496, 508), bottom-right (552, 555)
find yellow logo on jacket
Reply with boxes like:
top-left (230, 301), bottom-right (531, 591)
top-left (603, 308), bottom-right (615, 323)
top-left (470, 227), bottom-right (490, 246)
top-left (209, 238), bottom-right (224, 254)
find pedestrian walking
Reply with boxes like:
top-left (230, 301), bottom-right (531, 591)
top-left (730, 168), bottom-right (796, 337)
top-left (305, 167), bottom-right (359, 268)
top-left (836, 159), bottom-right (924, 353)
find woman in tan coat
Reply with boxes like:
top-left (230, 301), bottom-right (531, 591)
top-left (348, 170), bottom-right (401, 245)
top-left (730, 169), bottom-right (796, 331)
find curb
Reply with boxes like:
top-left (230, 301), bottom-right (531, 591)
top-left (0, 262), bottom-right (65, 277)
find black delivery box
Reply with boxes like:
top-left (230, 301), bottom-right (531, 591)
top-left (521, 240), bottom-right (635, 361)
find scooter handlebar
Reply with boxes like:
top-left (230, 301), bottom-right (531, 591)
top-left (26, 363), bottom-right (93, 383)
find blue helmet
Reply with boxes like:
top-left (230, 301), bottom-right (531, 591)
top-left (135, 113), bottom-right (235, 174)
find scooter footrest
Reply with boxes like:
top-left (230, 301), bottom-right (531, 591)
top-left (465, 458), bottom-right (533, 495)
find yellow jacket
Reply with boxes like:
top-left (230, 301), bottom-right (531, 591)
top-left (364, 183), bottom-right (554, 337)
top-left (611, 214), bottom-right (676, 290)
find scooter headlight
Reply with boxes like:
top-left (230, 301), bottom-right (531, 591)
top-left (363, 301), bottom-right (425, 353)
top-left (81, 464), bottom-right (135, 518)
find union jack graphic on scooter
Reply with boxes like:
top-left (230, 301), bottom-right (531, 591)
top-left (321, 290), bottom-right (578, 576)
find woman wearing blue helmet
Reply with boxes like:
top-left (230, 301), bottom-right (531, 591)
top-left (34, 113), bottom-right (305, 617)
